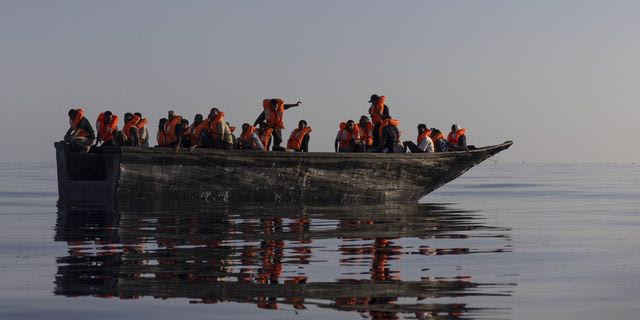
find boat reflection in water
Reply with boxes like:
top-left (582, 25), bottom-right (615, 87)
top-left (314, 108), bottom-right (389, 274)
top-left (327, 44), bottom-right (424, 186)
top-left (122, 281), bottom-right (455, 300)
top-left (54, 203), bottom-right (513, 319)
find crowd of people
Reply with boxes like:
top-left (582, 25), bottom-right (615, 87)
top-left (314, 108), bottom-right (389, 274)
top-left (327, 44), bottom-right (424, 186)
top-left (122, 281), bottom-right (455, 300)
top-left (63, 94), bottom-right (472, 153)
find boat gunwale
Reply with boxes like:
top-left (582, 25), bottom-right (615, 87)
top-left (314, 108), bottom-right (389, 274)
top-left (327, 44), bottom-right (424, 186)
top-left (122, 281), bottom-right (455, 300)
top-left (99, 141), bottom-right (513, 160)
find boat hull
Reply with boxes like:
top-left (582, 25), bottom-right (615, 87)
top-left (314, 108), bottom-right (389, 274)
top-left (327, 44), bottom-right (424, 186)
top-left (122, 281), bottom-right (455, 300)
top-left (55, 141), bottom-right (512, 207)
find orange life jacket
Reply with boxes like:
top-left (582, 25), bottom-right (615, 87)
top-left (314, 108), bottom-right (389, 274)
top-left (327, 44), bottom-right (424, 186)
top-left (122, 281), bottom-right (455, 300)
top-left (368, 96), bottom-right (387, 124)
top-left (338, 122), bottom-right (361, 148)
top-left (358, 121), bottom-right (374, 146)
top-left (240, 125), bottom-right (258, 148)
top-left (207, 112), bottom-right (225, 140)
top-left (123, 115), bottom-right (142, 140)
top-left (417, 130), bottom-right (432, 145)
top-left (447, 128), bottom-right (466, 146)
top-left (70, 108), bottom-right (90, 138)
top-left (263, 99), bottom-right (285, 129)
top-left (164, 116), bottom-right (183, 144)
top-left (431, 131), bottom-right (445, 142)
top-left (96, 113), bottom-right (119, 142)
top-left (287, 127), bottom-right (312, 151)
top-left (156, 129), bottom-right (167, 146)
top-left (188, 120), bottom-right (209, 140)
top-left (258, 128), bottom-right (273, 151)
top-left (378, 118), bottom-right (400, 137)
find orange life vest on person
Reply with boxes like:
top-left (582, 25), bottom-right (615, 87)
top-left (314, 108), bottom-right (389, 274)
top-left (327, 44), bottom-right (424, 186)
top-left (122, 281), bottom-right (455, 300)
top-left (263, 99), bottom-right (285, 129)
top-left (338, 122), bottom-right (361, 148)
top-left (240, 125), bottom-right (258, 148)
top-left (70, 108), bottom-right (90, 138)
top-left (122, 115), bottom-right (143, 140)
top-left (287, 127), bottom-right (312, 151)
top-left (368, 96), bottom-right (387, 125)
top-left (358, 121), bottom-right (374, 146)
top-left (156, 129), bottom-right (167, 146)
top-left (207, 112), bottom-right (225, 140)
top-left (378, 118), bottom-right (400, 137)
top-left (96, 113), bottom-right (119, 142)
top-left (431, 131), bottom-right (445, 142)
top-left (164, 116), bottom-right (183, 144)
top-left (258, 128), bottom-right (273, 151)
top-left (447, 128), bottom-right (466, 146)
top-left (417, 129), bottom-right (432, 145)
top-left (188, 120), bottom-right (209, 141)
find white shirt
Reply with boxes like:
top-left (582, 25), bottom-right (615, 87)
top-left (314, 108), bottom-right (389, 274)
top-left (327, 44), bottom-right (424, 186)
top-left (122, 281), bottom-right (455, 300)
top-left (418, 136), bottom-right (434, 152)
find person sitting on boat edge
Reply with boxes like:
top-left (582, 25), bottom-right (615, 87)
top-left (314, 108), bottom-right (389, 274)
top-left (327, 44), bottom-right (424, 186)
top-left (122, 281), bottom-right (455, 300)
top-left (367, 94), bottom-right (390, 149)
top-left (163, 111), bottom-right (183, 147)
top-left (95, 111), bottom-right (118, 147)
top-left (335, 120), bottom-right (364, 152)
top-left (287, 120), bottom-right (312, 152)
top-left (403, 123), bottom-right (434, 153)
top-left (374, 115), bottom-right (401, 153)
top-left (257, 122), bottom-right (273, 151)
top-left (202, 108), bottom-right (234, 149)
top-left (173, 118), bottom-right (191, 150)
top-left (64, 108), bottom-right (95, 152)
top-left (447, 124), bottom-right (475, 151)
top-left (238, 123), bottom-right (265, 150)
top-left (430, 128), bottom-right (448, 152)
top-left (187, 114), bottom-right (208, 151)
top-left (254, 98), bottom-right (301, 151)
top-left (134, 112), bottom-right (149, 147)
top-left (117, 112), bottom-right (148, 147)
top-left (358, 115), bottom-right (374, 151)
top-left (156, 118), bottom-right (168, 147)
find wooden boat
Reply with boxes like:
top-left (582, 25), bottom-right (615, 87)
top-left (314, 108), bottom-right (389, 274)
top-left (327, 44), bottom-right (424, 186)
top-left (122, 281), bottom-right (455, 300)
top-left (54, 141), bottom-right (512, 207)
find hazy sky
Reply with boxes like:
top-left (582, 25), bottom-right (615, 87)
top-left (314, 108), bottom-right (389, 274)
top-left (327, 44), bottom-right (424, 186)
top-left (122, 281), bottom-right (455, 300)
top-left (1, 0), bottom-right (639, 163)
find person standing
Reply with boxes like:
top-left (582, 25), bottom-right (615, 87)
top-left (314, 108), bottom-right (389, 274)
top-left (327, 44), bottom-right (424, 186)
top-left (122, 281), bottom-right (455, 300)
top-left (254, 99), bottom-right (301, 151)
top-left (367, 94), bottom-right (390, 149)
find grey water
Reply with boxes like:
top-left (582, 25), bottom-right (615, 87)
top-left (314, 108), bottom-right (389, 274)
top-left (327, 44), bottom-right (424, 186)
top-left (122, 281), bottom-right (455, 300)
top-left (0, 162), bottom-right (639, 319)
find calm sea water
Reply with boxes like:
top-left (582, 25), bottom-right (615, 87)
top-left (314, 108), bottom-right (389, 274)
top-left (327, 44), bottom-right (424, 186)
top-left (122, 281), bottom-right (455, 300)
top-left (0, 161), bottom-right (638, 319)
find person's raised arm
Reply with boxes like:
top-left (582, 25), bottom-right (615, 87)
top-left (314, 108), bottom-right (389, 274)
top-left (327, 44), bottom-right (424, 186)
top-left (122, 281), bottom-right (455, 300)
top-left (254, 112), bottom-right (266, 126)
top-left (283, 101), bottom-right (302, 110)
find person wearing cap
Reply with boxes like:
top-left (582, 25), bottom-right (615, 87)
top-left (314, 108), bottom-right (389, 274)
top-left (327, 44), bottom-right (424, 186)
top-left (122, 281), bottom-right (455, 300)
top-left (367, 94), bottom-right (390, 149)
top-left (404, 124), bottom-right (434, 153)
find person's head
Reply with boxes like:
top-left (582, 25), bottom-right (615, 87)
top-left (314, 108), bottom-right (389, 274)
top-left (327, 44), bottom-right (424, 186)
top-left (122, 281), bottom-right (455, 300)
top-left (168, 110), bottom-right (175, 120)
top-left (451, 124), bottom-right (460, 132)
top-left (298, 120), bottom-right (307, 130)
top-left (346, 120), bottom-right (355, 131)
top-left (193, 114), bottom-right (203, 124)
top-left (382, 114), bottom-right (391, 121)
top-left (258, 122), bottom-right (268, 132)
top-left (124, 112), bottom-right (133, 123)
top-left (432, 129), bottom-right (441, 137)
top-left (270, 99), bottom-right (278, 109)
top-left (417, 124), bottom-right (427, 134)
top-left (241, 123), bottom-right (250, 132)
top-left (158, 118), bottom-right (168, 130)
top-left (104, 111), bottom-right (113, 123)
top-left (368, 94), bottom-right (380, 104)
top-left (359, 115), bottom-right (369, 127)
top-left (209, 107), bottom-right (220, 119)
top-left (68, 109), bottom-right (78, 119)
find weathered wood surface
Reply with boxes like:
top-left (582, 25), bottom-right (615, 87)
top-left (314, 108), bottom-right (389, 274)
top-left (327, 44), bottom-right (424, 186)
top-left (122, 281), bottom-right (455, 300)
top-left (55, 141), bottom-right (512, 206)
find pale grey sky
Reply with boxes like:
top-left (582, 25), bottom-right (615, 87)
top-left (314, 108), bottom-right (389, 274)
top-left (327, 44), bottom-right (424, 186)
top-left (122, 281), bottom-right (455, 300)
top-left (1, 0), bottom-right (639, 163)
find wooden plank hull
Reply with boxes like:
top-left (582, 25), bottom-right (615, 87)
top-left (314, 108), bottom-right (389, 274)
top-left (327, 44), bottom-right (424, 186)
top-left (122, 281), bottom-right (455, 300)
top-left (55, 141), bottom-right (512, 207)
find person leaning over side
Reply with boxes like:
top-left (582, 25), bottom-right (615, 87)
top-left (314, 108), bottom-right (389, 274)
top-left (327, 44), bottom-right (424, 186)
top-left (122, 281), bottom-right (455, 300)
top-left (238, 123), bottom-right (265, 150)
top-left (287, 120), bottom-right (312, 152)
top-left (202, 108), bottom-right (234, 149)
top-left (95, 111), bottom-right (119, 147)
top-left (254, 98), bottom-right (301, 151)
top-left (335, 120), bottom-right (364, 152)
top-left (367, 94), bottom-right (390, 149)
top-left (64, 108), bottom-right (95, 152)
top-left (404, 123), bottom-right (434, 153)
